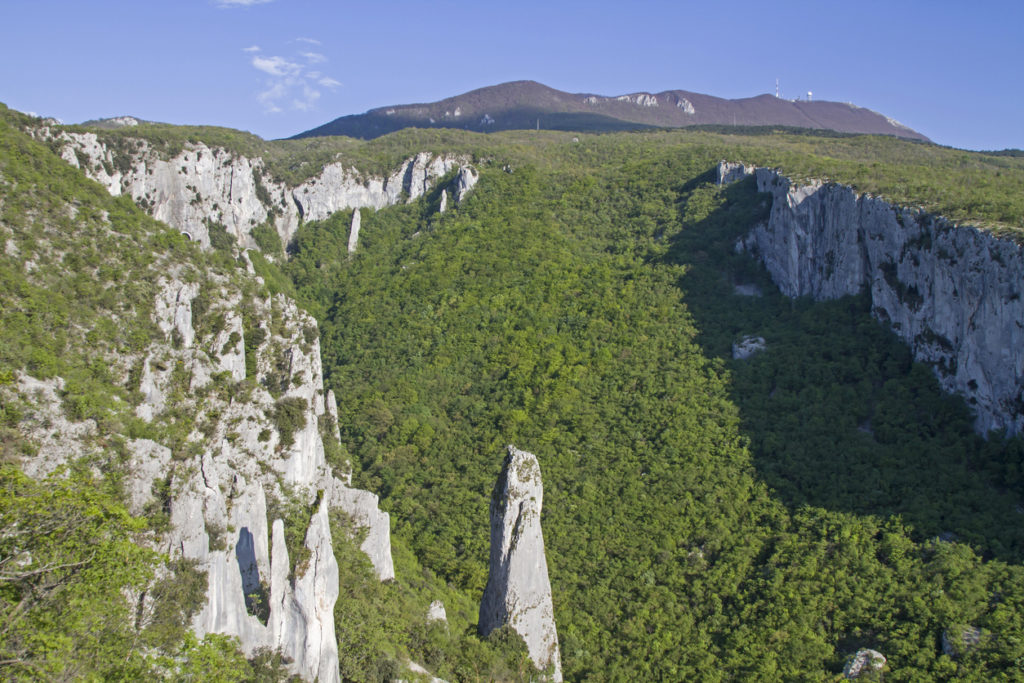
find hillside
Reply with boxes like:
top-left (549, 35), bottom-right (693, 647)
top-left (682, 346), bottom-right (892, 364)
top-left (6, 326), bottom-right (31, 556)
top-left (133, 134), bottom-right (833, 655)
top-left (294, 80), bottom-right (930, 142)
top-left (4, 105), bottom-right (1024, 680)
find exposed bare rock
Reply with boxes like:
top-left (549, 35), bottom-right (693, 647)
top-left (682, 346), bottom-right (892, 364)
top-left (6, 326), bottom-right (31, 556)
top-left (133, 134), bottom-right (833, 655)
top-left (740, 166), bottom-right (1024, 435)
top-left (732, 335), bottom-right (767, 360)
top-left (11, 375), bottom-right (94, 478)
top-left (716, 160), bottom-right (755, 185)
top-left (479, 446), bottom-right (561, 681)
top-left (406, 660), bottom-right (448, 682)
top-left (427, 600), bottom-right (447, 623)
top-left (126, 439), bottom-right (171, 515)
top-left (347, 209), bottom-right (361, 254)
top-left (154, 278), bottom-right (199, 348)
top-left (43, 126), bottom-right (475, 253)
top-left (438, 189), bottom-right (448, 213)
top-left (328, 478), bottom-right (394, 581)
top-left (843, 649), bottom-right (886, 678)
top-left (106, 280), bottom-right (394, 681)
top-left (454, 166), bottom-right (479, 203)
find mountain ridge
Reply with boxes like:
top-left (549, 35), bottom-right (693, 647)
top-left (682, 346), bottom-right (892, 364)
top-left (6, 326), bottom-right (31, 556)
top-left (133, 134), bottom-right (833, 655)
top-left (294, 79), bottom-right (929, 141)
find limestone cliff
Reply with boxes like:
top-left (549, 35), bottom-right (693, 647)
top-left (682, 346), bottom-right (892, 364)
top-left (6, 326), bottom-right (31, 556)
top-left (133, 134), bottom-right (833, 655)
top-left (15, 273), bottom-right (395, 681)
top-left (479, 446), bottom-right (561, 681)
top-left (727, 162), bottom-right (1024, 435)
top-left (39, 126), bottom-right (476, 251)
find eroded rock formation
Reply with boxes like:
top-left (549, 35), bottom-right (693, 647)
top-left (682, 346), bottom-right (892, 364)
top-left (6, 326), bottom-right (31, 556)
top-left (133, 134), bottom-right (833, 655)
top-left (13, 269), bottom-right (396, 681)
top-left (479, 446), bottom-right (561, 681)
top-left (42, 126), bottom-right (477, 251)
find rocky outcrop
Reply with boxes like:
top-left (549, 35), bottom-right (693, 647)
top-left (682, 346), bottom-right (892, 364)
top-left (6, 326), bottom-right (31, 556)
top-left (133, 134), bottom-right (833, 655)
top-left (716, 160), bottom-right (755, 185)
top-left (426, 600), bottom-right (447, 623)
top-left (479, 446), bottom-right (561, 681)
top-left (732, 335), bottom-right (766, 360)
top-left (454, 165), bottom-right (479, 203)
top-left (327, 478), bottom-right (394, 580)
top-left (65, 277), bottom-right (393, 681)
top-left (347, 209), bottom-right (361, 254)
top-left (732, 164), bottom-right (1024, 436)
top-left (51, 131), bottom-right (297, 250)
top-left (41, 125), bottom-right (476, 252)
top-left (843, 649), bottom-right (886, 678)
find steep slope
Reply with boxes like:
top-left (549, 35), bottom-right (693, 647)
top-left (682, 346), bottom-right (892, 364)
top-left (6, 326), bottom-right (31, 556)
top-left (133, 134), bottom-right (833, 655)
top-left (0, 106), bottom-right (398, 680)
top-left (294, 80), bottom-right (929, 141)
top-left (728, 163), bottom-right (1024, 435)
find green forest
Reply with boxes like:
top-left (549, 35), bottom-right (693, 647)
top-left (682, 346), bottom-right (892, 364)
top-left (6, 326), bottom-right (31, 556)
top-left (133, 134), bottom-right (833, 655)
top-left (4, 100), bottom-right (1024, 680)
top-left (277, 138), bottom-right (1024, 680)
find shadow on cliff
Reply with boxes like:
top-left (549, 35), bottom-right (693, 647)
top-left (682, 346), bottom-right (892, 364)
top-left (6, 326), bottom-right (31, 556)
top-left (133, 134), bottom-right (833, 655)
top-left (663, 173), bottom-right (1024, 564)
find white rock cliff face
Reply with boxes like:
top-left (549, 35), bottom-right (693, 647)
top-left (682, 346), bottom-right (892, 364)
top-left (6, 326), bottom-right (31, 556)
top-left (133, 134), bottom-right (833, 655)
top-left (123, 279), bottom-right (395, 681)
top-left (479, 446), bottom-right (562, 681)
top-left (734, 164), bottom-right (1024, 435)
top-left (47, 126), bottom-right (475, 252)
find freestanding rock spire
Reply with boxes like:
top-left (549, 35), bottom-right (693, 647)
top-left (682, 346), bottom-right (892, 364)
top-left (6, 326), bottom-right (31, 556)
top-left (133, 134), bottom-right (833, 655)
top-left (347, 208), bottom-right (361, 254)
top-left (479, 445), bottom-right (562, 681)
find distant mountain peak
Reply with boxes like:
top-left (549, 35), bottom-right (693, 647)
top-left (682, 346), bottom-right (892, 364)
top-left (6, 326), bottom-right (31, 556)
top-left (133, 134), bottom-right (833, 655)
top-left (294, 80), bottom-right (929, 141)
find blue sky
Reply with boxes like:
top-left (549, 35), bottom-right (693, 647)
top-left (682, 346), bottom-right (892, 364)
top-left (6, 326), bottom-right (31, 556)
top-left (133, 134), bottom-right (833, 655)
top-left (1, 0), bottom-right (1021, 150)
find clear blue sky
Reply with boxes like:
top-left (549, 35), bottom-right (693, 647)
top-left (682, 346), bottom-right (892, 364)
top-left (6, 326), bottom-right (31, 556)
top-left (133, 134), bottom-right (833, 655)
top-left (2, 0), bottom-right (1021, 150)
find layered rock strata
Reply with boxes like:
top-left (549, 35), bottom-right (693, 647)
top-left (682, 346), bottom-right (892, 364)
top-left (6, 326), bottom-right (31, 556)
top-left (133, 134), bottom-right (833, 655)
top-left (726, 162), bottom-right (1024, 436)
top-left (479, 446), bottom-right (561, 681)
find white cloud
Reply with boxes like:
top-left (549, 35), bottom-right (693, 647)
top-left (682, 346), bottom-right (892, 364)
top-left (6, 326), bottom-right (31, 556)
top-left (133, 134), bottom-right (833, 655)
top-left (242, 45), bottom-right (261, 53)
top-left (248, 46), bottom-right (340, 113)
top-left (296, 37), bottom-right (321, 45)
top-left (252, 55), bottom-right (301, 77)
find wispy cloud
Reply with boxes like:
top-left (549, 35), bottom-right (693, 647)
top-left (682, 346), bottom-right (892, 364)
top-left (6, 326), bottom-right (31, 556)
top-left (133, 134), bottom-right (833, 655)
top-left (248, 40), bottom-right (340, 113)
top-left (216, 0), bottom-right (274, 6)
top-left (252, 55), bottom-right (302, 77)
top-left (296, 37), bottom-right (321, 45)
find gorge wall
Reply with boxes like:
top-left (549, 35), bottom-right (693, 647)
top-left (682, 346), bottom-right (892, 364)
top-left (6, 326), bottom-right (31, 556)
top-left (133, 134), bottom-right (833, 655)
top-left (723, 162), bottom-right (1024, 436)
top-left (17, 269), bottom-right (395, 681)
top-left (42, 127), bottom-right (478, 251)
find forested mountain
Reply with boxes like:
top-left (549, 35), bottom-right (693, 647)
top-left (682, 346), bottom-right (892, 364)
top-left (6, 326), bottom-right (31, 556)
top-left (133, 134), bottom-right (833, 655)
top-left (293, 80), bottom-right (930, 141)
top-left (3, 101), bottom-right (1024, 681)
